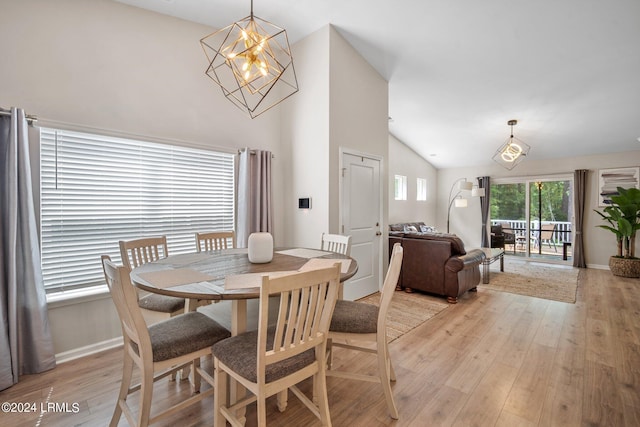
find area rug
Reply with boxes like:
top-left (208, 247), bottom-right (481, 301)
top-left (357, 291), bottom-right (449, 342)
top-left (482, 257), bottom-right (579, 303)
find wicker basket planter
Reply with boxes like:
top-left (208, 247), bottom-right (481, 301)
top-left (609, 256), bottom-right (640, 278)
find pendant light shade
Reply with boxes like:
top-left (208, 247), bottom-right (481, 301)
top-left (200, 1), bottom-right (298, 118)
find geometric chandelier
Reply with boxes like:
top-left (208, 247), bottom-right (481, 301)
top-left (200, 0), bottom-right (298, 119)
top-left (492, 119), bottom-right (531, 170)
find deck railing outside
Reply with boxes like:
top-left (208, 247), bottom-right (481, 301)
top-left (491, 219), bottom-right (572, 244)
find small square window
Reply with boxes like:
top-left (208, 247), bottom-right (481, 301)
top-left (394, 175), bottom-right (407, 200)
top-left (417, 178), bottom-right (427, 201)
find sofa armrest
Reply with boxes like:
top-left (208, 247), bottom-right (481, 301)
top-left (445, 249), bottom-right (486, 273)
top-left (443, 249), bottom-right (485, 301)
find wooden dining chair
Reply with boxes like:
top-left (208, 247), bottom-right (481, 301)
top-left (119, 236), bottom-right (185, 322)
top-left (212, 264), bottom-right (341, 426)
top-left (325, 243), bottom-right (404, 419)
top-left (321, 233), bottom-right (352, 256)
top-left (101, 255), bottom-right (230, 427)
top-left (195, 230), bottom-right (236, 252)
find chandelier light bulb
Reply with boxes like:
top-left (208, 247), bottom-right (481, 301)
top-left (509, 141), bottom-right (523, 155)
top-left (501, 152), bottom-right (512, 162)
top-left (500, 141), bottom-right (523, 162)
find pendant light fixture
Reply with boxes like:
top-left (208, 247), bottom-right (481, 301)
top-left (492, 120), bottom-right (531, 170)
top-left (200, 0), bottom-right (298, 118)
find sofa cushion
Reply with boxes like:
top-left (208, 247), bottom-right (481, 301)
top-left (389, 222), bottom-right (425, 232)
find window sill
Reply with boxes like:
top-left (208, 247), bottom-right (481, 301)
top-left (46, 285), bottom-right (111, 309)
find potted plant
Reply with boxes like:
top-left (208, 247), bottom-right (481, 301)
top-left (594, 186), bottom-right (640, 277)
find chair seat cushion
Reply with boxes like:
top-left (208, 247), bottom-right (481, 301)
top-left (329, 300), bottom-right (378, 334)
top-left (147, 312), bottom-right (230, 362)
top-left (212, 327), bottom-right (315, 383)
top-left (138, 294), bottom-right (185, 313)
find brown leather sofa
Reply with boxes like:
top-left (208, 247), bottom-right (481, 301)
top-left (389, 223), bottom-right (485, 303)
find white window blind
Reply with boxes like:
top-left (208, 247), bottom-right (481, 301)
top-left (40, 128), bottom-right (235, 293)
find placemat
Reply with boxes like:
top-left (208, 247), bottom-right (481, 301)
top-left (137, 268), bottom-right (215, 289)
top-left (276, 248), bottom-right (334, 258)
top-left (298, 257), bottom-right (352, 273)
top-left (224, 271), bottom-right (298, 290)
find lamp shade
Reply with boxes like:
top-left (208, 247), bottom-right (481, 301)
top-left (472, 187), bottom-right (486, 197)
top-left (454, 198), bottom-right (468, 208)
top-left (458, 181), bottom-right (473, 191)
top-left (248, 232), bottom-right (273, 263)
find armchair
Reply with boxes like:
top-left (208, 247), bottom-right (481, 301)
top-left (490, 225), bottom-right (505, 249)
top-left (497, 222), bottom-right (517, 253)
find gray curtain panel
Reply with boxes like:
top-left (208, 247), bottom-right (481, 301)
top-left (573, 169), bottom-right (588, 268)
top-left (0, 108), bottom-right (56, 391)
top-left (477, 176), bottom-right (490, 247)
top-left (236, 148), bottom-right (273, 248)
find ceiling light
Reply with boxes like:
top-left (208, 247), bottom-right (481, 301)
top-left (492, 120), bottom-right (531, 170)
top-left (200, 0), bottom-right (298, 118)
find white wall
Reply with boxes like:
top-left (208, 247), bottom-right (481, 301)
top-left (388, 134), bottom-right (438, 225)
top-left (437, 150), bottom-right (640, 268)
top-left (0, 0), bottom-right (285, 357)
top-left (281, 27), bottom-right (331, 249)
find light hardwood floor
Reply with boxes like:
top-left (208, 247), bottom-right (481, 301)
top-left (1, 266), bottom-right (638, 426)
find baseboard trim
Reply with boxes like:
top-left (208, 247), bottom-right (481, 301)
top-left (586, 263), bottom-right (609, 270)
top-left (55, 337), bottom-right (123, 364)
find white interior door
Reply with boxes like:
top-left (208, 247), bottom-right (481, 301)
top-left (341, 152), bottom-right (381, 300)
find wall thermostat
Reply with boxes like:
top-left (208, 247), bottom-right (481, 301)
top-left (298, 197), bottom-right (311, 209)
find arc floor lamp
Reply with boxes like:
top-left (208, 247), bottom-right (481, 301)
top-left (447, 178), bottom-right (485, 233)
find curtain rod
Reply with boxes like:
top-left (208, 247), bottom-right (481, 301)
top-left (238, 148), bottom-right (275, 158)
top-left (0, 107), bottom-right (38, 125)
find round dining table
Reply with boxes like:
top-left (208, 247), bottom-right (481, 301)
top-left (130, 247), bottom-right (358, 335)
top-left (130, 247), bottom-right (357, 420)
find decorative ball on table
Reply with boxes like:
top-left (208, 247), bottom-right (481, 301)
top-left (248, 232), bottom-right (273, 263)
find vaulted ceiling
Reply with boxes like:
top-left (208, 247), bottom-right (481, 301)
top-left (116, 0), bottom-right (640, 169)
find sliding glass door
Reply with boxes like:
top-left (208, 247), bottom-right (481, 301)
top-left (491, 175), bottom-right (573, 262)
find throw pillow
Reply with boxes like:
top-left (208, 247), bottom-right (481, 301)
top-left (404, 225), bottom-right (418, 232)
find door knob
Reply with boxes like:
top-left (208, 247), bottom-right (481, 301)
top-left (376, 232), bottom-right (382, 236)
